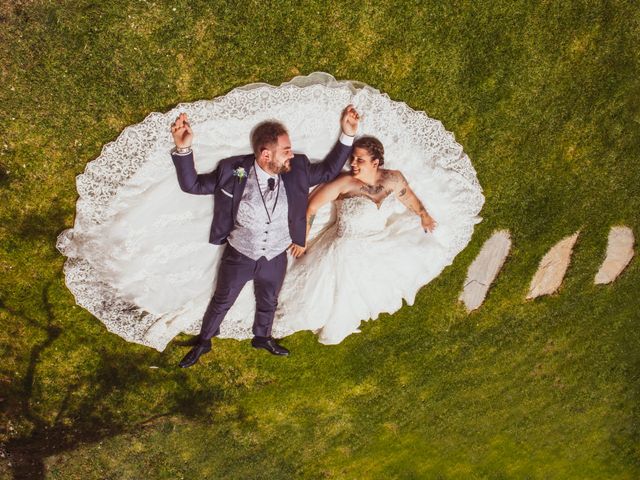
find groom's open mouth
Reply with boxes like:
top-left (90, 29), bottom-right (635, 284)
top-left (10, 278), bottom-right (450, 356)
top-left (351, 168), bottom-right (360, 175)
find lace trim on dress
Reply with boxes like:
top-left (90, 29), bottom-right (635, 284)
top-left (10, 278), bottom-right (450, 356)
top-left (57, 72), bottom-right (485, 350)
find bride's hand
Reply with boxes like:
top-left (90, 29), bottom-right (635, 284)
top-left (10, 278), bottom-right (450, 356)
top-left (422, 214), bottom-right (437, 233)
top-left (340, 104), bottom-right (360, 137)
top-left (171, 113), bottom-right (193, 148)
top-left (289, 243), bottom-right (307, 258)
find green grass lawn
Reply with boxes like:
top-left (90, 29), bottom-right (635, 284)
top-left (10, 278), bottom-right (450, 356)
top-left (1, 0), bottom-right (639, 478)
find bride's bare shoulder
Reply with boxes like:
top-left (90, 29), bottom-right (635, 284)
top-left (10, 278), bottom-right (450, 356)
top-left (311, 173), bottom-right (355, 200)
top-left (380, 169), bottom-right (405, 183)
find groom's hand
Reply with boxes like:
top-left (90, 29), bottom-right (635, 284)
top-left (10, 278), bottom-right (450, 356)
top-left (171, 112), bottom-right (193, 148)
top-left (340, 105), bottom-right (360, 137)
top-left (288, 243), bottom-right (306, 258)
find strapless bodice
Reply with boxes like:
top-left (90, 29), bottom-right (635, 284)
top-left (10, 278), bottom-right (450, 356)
top-left (336, 195), bottom-right (396, 237)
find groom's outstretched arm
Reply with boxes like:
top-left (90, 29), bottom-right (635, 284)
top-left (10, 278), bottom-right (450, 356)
top-left (171, 151), bottom-right (219, 195)
top-left (308, 105), bottom-right (359, 187)
top-left (307, 138), bottom-right (352, 187)
top-left (170, 112), bottom-right (218, 195)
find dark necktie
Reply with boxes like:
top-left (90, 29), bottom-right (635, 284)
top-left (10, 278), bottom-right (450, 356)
top-left (267, 178), bottom-right (275, 191)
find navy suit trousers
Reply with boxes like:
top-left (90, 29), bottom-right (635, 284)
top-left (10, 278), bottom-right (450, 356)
top-left (199, 244), bottom-right (287, 341)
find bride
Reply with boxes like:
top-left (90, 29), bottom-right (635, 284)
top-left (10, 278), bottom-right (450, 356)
top-left (279, 135), bottom-right (437, 345)
top-left (57, 72), bottom-right (485, 352)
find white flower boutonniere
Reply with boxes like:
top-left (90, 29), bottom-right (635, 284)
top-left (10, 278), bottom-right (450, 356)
top-left (233, 166), bottom-right (247, 182)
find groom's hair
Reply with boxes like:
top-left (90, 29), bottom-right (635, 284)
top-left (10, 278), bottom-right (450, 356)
top-left (251, 121), bottom-right (288, 157)
top-left (354, 136), bottom-right (385, 166)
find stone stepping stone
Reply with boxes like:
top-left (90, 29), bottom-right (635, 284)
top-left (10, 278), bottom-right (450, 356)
top-left (526, 231), bottom-right (579, 299)
top-left (459, 230), bottom-right (511, 312)
top-left (595, 226), bottom-right (635, 284)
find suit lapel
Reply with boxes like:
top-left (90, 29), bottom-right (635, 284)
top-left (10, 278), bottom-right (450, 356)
top-left (281, 169), bottom-right (299, 222)
top-left (232, 155), bottom-right (255, 219)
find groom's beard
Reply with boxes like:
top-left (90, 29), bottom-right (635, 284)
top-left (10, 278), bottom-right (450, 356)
top-left (268, 159), bottom-right (292, 174)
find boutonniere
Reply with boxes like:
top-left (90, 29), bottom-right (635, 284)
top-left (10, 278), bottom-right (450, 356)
top-left (233, 166), bottom-right (247, 182)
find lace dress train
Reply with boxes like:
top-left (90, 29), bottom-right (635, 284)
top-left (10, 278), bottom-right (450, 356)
top-left (57, 72), bottom-right (485, 351)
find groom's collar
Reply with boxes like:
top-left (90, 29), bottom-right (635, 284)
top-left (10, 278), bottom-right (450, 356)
top-left (254, 160), bottom-right (278, 183)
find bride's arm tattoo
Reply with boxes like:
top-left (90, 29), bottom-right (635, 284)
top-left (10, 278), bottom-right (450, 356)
top-left (394, 172), bottom-right (430, 219)
top-left (385, 171), bottom-right (409, 192)
top-left (303, 212), bottom-right (316, 247)
top-left (407, 201), bottom-right (427, 216)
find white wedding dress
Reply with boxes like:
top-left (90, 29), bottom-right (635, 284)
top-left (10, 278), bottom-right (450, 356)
top-left (57, 72), bottom-right (485, 351)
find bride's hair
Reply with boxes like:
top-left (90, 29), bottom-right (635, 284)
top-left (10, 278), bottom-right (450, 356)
top-left (251, 120), bottom-right (288, 157)
top-left (353, 136), bottom-right (384, 166)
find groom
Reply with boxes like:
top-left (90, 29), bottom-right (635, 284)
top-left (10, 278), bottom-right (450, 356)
top-left (170, 106), bottom-right (360, 367)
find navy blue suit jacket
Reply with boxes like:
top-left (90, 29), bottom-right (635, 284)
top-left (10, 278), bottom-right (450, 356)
top-left (171, 140), bottom-right (352, 246)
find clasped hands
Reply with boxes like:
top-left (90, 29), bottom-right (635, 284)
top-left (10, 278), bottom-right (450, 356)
top-left (288, 104), bottom-right (360, 259)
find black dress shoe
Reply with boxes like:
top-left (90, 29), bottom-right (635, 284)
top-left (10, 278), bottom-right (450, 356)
top-left (251, 337), bottom-right (290, 356)
top-left (178, 342), bottom-right (211, 368)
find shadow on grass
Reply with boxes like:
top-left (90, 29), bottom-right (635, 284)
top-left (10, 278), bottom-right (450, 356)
top-left (0, 161), bottom-right (9, 188)
top-left (2, 283), bottom-right (223, 480)
top-left (16, 198), bottom-right (68, 249)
